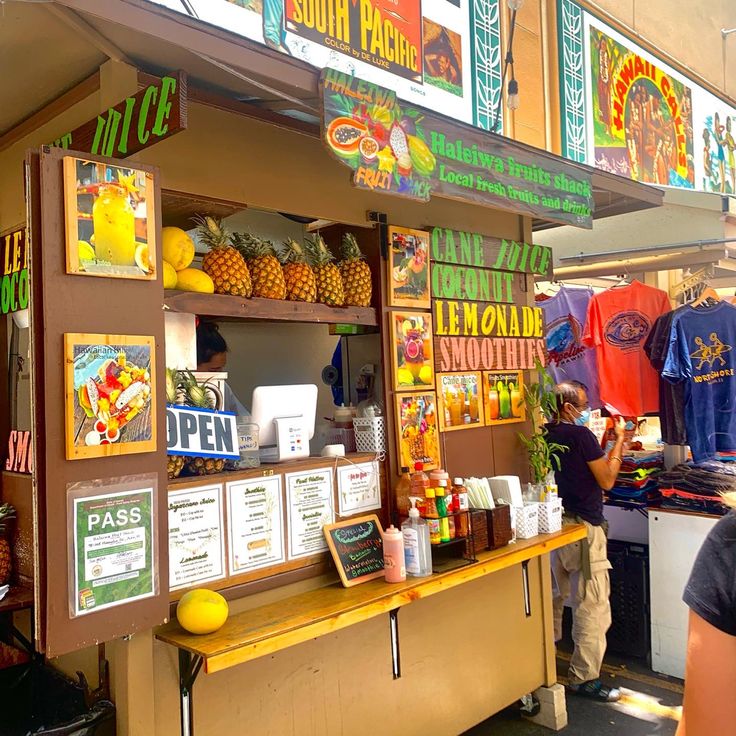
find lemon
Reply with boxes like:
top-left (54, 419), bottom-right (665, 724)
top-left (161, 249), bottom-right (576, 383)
top-left (418, 365), bottom-right (433, 385)
top-left (397, 367), bottom-right (415, 386)
top-left (176, 589), bottom-right (229, 635)
top-left (134, 243), bottom-right (151, 274)
top-left (78, 240), bottom-right (95, 263)
top-left (162, 260), bottom-right (178, 289)
top-left (176, 267), bottom-right (214, 293)
top-left (162, 227), bottom-right (196, 271)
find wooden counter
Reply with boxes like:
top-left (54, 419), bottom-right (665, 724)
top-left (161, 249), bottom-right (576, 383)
top-left (156, 524), bottom-right (584, 674)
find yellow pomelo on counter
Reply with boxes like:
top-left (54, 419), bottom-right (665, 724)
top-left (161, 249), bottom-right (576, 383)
top-left (176, 589), bottom-right (229, 635)
top-left (176, 268), bottom-right (214, 293)
top-left (162, 260), bottom-right (178, 289)
top-left (162, 226), bottom-right (196, 271)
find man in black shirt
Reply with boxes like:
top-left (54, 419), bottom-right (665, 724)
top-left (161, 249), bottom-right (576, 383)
top-left (546, 380), bottom-right (625, 702)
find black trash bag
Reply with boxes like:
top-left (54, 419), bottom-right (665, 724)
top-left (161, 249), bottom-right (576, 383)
top-left (29, 701), bottom-right (115, 736)
top-left (0, 660), bottom-right (114, 736)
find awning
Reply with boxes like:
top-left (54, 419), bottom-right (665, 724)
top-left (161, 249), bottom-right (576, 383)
top-left (2, 0), bottom-right (664, 227)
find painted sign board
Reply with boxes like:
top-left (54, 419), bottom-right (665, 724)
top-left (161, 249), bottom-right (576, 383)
top-left (321, 68), bottom-right (594, 227)
top-left (559, 0), bottom-right (736, 195)
top-left (5, 430), bottom-right (33, 474)
top-left (1, 227), bottom-right (29, 315)
top-left (166, 405), bottom-right (239, 460)
top-left (51, 72), bottom-right (187, 158)
top-left (146, 0), bottom-right (482, 126)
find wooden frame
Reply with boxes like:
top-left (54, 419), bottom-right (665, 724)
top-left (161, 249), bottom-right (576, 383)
top-left (437, 372), bottom-right (484, 432)
top-left (482, 371), bottom-right (526, 426)
top-left (395, 391), bottom-right (441, 471)
top-left (387, 226), bottom-right (430, 308)
top-left (64, 333), bottom-right (157, 460)
top-left (63, 156), bottom-right (157, 280)
top-left (323, 514), bottom-right (385, 587)
top-left (390, 310), bottom-right (435, 392)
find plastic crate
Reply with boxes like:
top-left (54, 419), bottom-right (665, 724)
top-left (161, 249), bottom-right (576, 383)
top-left (538, 498), bottom-right (562, 534)
top-left (606, 540), bottom-right (650, 659)
top-left (514, 504), bottom-right (539, 539)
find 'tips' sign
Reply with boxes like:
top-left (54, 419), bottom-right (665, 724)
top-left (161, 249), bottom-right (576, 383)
top-left (166, 405), bottom-right (239, 460)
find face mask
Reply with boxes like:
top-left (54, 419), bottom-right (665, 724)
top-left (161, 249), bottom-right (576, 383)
top-left (574, 408), bottom-right (591, 427)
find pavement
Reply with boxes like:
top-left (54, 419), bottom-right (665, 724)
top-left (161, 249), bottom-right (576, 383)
top-left (463, 651), bottom-right (683, 736)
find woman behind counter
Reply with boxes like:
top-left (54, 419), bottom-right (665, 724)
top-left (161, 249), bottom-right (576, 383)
top-left (196, 319), bottom-right (250, 418)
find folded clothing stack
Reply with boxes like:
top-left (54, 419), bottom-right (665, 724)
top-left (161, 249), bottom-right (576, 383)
top-left (608, 450), bottom-right (664, 502)
top-left (656, 461), bottom-right (736, 516)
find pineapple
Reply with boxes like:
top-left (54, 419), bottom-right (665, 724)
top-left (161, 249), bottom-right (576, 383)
top-left (280, 239), bottom-right (317, 302)
top-left (232, 233), bottom-right (286, 300)
top-left (339, 233), bottom-right (372, 307)
top-left (194, 215), bottom-right (252, 298)
top-left (167, 455), bottom-right (185, 480)
top-left (0, 503), bottom-right (16, 586)
top-left (305, 235), bottom-right (344, 306)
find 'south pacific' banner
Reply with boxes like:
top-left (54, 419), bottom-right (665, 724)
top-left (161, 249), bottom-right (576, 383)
top-left (321, 68), bottom-right (595, 228)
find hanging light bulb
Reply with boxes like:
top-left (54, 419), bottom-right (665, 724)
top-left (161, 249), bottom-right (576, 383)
top-left (507, 78), bottom-right (520, 110)
top-left (507, 0), bottom-right (524, 10)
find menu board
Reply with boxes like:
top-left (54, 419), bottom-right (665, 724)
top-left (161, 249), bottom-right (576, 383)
top-left (168, 484), bottom-right (226, 591)
top-left (285, 469), bottom-right (334, 560)
top-left (323, 515), bottom-right (385, 588)
top-left (226, 477), bottom-right (285, 574)
top-left (337, 460), bottom-right (381, 516)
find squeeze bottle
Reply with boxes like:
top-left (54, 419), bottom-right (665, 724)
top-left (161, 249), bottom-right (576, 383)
top-left (436, 481), bottom-right (451, 543)
top-left (402, 497), bottom-right (432, 577)
top-left (424, 487), bottom-right (441, 545)
top-left (382, 525), bottom-right (406, 583)
top-left (452, 478), bottom-right (470, 537)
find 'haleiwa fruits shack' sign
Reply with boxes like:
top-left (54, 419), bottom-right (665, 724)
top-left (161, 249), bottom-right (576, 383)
top-left (51, 72), bottom-right (187, 158)
top-left (321, 68), bottom-right (594, 228)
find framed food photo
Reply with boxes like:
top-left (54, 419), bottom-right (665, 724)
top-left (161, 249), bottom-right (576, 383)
top-left (390, 311), bottom-right (435, 391)
top-left (437, 372), bottom-right (484, 432)
top-left (387, 226), bottom-right (430, 308)
top-left (63, 156), bottom-right (156, 280)
top-left (64, 333), bottom-right (156, 460)
top-left (483, 371), bottom-right (526, 426)
top-left (395, 392), bottom-right (441, 471)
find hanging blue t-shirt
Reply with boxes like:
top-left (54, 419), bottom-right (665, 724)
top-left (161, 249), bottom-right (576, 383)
top-left (540, 286), bottom-right (602, 409)
top-left (663, 302), bottom-right (736, 462)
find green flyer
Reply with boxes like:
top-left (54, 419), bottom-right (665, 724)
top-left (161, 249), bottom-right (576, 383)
top-left (72, 486), bottom-right (155, 616)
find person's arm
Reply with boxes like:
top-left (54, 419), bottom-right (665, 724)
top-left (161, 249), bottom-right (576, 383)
top-left (586, 418), bottom-right (625, 491)
top-left (676, 611), bottom-right (736, 736)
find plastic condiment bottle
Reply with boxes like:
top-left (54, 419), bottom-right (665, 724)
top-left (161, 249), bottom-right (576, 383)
top-left (402, 497), bottom-right (432, 577)
top-left (436, 481), bottom-right (451, 543)
top-left (424, 488), bottom-right (441, 545)
top-left (452, 477), bottom-right (470, 537)
top-left (395, 466), bottom-right (412, 518)
top-left (382, 525), bottom-right (406, 583)
top-left (410, 462), bottom-right (430, 501)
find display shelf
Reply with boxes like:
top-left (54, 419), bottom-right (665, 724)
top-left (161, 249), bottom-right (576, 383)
top-left (0, 585), bottom-right (33, 614)
top-left (164, 290), bottom-right (378, 326)
top-left (156, 524), bottom-right (586, 674)
top-left (167, 452), bottom-right (378, 489)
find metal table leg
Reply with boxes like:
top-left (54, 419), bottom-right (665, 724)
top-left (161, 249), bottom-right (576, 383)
top-left (521, 560), bottom-right (532, 617)
top-left (389, 608), bottom-right (401, 680)
top-left (179, 649), bottom-right (203, 736)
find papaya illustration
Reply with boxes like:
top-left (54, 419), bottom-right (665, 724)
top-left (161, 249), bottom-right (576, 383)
top-left (326, 117), bottom-right (368, 155)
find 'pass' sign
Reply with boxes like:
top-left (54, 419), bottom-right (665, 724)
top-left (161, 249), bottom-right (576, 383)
top-left (166, 406), bottom-right (239, 460)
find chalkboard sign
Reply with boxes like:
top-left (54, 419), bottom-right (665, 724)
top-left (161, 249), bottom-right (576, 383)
top-left (323, 515), bottom-right (385, 587)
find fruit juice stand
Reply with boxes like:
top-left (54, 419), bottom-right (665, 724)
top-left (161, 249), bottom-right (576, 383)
top-left (0, 4), bottom-right (665, 734)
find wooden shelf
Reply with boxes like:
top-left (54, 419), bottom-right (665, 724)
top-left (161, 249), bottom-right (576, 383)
top-left (155, 524), bottom-right (586, 674)
top-left (167, 452), bottom-right (377, 489)
top-left (164, 290), bottom-right (378, 326)
top-left (0, 585), bottom-right (33, 615)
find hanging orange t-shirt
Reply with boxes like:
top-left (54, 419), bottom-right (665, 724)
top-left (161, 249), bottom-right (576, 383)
top-left (582, 281), bottom-right (670, 416)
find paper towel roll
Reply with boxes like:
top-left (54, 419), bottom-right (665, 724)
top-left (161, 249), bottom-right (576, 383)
top-left (321, 444), bottom-right (346, 457)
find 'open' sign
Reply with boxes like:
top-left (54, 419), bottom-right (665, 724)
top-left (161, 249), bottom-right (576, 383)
top-left (166, 405), bottom-right (239, 460)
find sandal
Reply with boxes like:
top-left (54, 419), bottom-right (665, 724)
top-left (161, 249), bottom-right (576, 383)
top-left (567, 679), bottom-right (621, 702)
